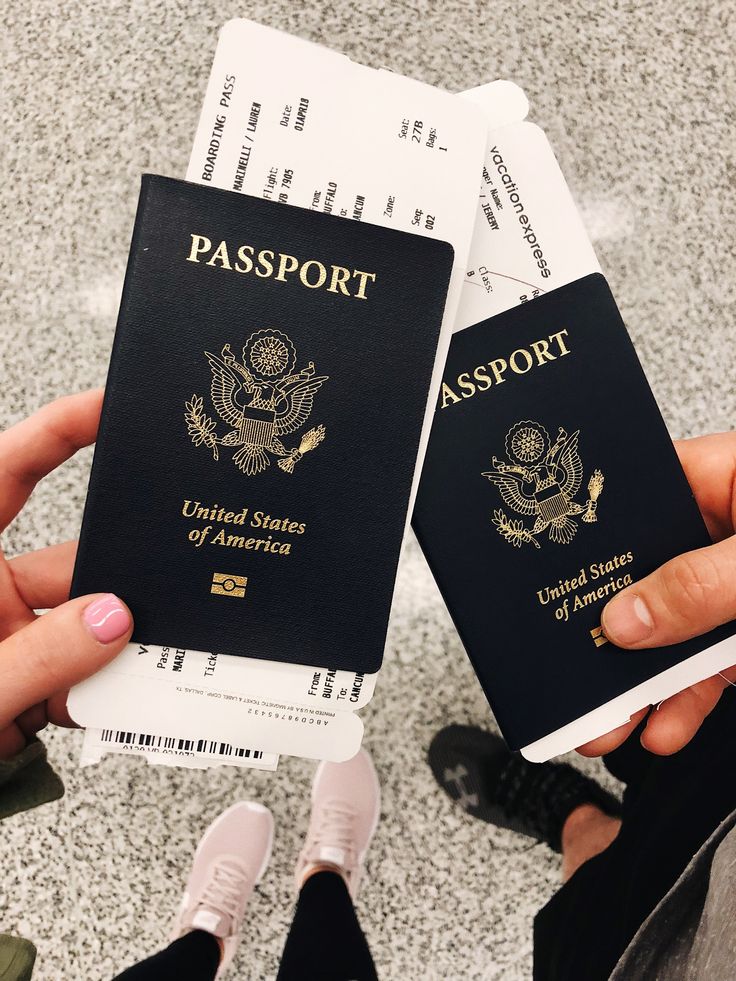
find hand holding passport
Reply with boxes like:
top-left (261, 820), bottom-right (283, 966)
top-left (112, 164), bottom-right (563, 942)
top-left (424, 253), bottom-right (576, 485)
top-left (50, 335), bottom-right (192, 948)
top-left (61, 19), bottom-right (736, 769)
top-left (581, 431), bottom-right (736, 757)
top-left (413, 274), bottom-right (736, 759)
top-left (0, 391), bottom-right (133, 762)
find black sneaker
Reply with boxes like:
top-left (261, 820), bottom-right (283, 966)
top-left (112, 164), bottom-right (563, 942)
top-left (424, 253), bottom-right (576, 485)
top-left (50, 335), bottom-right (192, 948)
top-left (428, 724), bottom-right (621, 852)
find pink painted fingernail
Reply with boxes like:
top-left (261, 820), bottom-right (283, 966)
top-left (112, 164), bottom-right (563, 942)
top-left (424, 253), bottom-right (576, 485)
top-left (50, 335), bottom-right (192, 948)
top-left (83, 594), bottom-right (131, 644)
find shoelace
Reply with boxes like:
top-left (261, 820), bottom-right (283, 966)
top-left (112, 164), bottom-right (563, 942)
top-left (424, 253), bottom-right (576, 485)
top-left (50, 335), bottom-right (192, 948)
top-left (198, 860), bottom-right (250, 925)
top-left (306, 799), bottom-right (356, 868)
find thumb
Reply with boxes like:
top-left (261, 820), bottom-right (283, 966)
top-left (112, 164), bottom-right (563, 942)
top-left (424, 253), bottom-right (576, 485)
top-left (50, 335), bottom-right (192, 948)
top-left (602, 536), bottom-right (736, 648)
top-left (0, 593), bottom-right (132, 729)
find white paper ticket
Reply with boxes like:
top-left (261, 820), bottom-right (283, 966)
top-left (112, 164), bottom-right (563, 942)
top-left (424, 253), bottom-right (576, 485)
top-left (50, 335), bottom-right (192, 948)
top-left (456, 88), bottom-right (600, 330)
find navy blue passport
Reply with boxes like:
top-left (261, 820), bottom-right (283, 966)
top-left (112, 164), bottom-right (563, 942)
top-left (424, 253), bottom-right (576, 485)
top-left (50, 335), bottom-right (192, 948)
top-left (413, 274), bottom-right (736, 750)
top-left (71, 175), bottom-right (454, 673)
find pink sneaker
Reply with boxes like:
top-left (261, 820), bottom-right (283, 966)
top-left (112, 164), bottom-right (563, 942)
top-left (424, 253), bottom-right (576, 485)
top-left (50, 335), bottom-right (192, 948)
top-left (295, 748), bottom-right (381, 899)
top-left (171, 801), bottom-right (273, 977)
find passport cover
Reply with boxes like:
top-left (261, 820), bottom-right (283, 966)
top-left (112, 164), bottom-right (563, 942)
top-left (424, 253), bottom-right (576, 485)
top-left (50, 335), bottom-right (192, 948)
top-left (413, 273), bottom-right (736, 749)
top-left (71, 175), bottom-right (454, 673)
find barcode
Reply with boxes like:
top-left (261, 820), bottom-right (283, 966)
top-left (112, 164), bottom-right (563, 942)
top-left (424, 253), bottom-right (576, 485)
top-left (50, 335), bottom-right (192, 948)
top-left (100, 729), bottom-right (263, 759)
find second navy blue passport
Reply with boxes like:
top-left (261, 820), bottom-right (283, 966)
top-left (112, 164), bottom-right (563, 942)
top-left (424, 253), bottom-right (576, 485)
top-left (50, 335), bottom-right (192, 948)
top-left (71, 175), bottom-right (454, 673)
top-left (413, 274), bottom-right (736, 750)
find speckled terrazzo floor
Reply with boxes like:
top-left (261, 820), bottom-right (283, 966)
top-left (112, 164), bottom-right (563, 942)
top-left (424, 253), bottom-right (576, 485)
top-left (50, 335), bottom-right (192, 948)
top-left (2, 2), bottom-right (735, 979)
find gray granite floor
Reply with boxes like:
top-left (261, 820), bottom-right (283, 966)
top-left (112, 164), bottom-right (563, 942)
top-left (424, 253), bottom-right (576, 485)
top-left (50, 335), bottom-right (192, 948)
top-left (2, 1), bottom-right (735, 979)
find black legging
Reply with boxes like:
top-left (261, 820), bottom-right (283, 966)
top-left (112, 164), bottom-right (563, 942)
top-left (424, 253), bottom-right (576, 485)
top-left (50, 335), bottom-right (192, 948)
top-left (113, 869), bottom-right (378, 981)
top-left (533, 685), bottom-right (736, 981)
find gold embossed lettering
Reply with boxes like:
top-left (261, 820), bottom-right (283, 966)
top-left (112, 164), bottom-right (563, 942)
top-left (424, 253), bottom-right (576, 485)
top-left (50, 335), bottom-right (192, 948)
top-left (206, 240), bottom-right (232, 269)
top-left (353, 270), bottom-right (377, 300)
top-left (187, 234), bottom-right (212, 263)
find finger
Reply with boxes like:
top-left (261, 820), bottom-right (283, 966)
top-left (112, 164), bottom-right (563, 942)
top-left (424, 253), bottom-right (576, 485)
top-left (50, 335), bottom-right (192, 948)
top-left (47, 691), bottom-right (77, 729)
top-left (0, 593), bottom-right (132, 730)
top-left (640, 666), bottom-right (736, 755)
top-left (0, 389), bottom-right (103, 532)
top-left (575, 707), bottom-right (649, 758)
top-left (601, 535), bottom-right (736, 649)
top-left (675, 433), bottom-right (736, 542)
top-left (5, 682), bottom-right (81, 751)
top-left (0, 551), bottom-right (36, 641)
top-left (8, 541), bottom-right (78, 610)
top-left (0, 723), bottom-right (27, 760)
top-left (15, 703), bottom-right (48, 740)
top-left (0, 687), bottom-right (70, 761)
top-left (17, 697), bottom-right (74, 736)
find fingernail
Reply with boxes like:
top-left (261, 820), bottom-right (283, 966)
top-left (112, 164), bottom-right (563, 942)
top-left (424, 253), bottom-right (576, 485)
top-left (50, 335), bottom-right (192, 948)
top-left (602, 592), bottom-right (654, 646)
top-left (83, 594), bottom-right (131, 644)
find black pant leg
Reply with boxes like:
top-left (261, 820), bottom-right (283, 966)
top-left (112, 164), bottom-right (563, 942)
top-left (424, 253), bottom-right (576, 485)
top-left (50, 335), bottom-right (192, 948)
top-left (277, 871), bottom-right (378, 981)
top-left (601, 710), bottom-right (655, 802)
top-left (112, 930), bottom-right (221, 981)
top-left (534, 686), bottom-right (736, 981)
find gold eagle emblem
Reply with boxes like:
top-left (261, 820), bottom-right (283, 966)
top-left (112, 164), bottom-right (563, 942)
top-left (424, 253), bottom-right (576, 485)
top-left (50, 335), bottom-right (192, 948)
top-left (482, 420), bottom-right (604, 548)
top-left (185, 329), bottom-right (328, 476)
